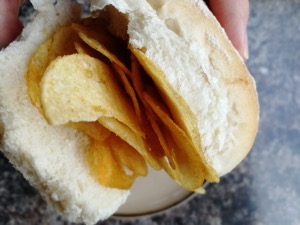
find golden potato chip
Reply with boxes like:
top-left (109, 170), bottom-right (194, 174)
top-left (26, 26), bottom-right (79, 112)
top-left (48, 26), bottom-right (79, 58)
top-left (74, 40), bottom-right (111, 63)
top-left (144, 108), bottom-right (176, 169)
top-left (98, 117), bottom-right (161, 170)
top-left (72, 23), bottom-right (131, 76)
top-left (107, 135), bottom-right (148, 176)
top-left (130, 53), bottom-right (144, 96)
top-left (143, 92), bottom-right (211, 190)
top-left (26, 39), bottom-right (52, 112)
top-left (139, 109), bottom-right (165, 158)
top-left (130, 62), bottom-right (175, 165)
top-left (41, 54), bottom-right (110, 124)
top-left (74, 41), bottom-right (88, 54)
top-left (112, 63), bottom-right (142, 124)
top-left (141, 84), bottom-right (177, 169)
top-left (130, 54), bottom-right (165, 158)
top-left (67, 121), bottom-right (111, 142)
top-left (40, 54), bottom-right (140, 134)
top-left (86, 139), bottom-right (136, 189)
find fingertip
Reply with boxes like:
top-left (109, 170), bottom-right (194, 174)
top-left (207, 0), bottom-right (249, 60)
top-left (0, 0), bottom-right (23, 48)
top-left (243, 30), bottom-right (249, 61)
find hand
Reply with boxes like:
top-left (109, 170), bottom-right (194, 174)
top-left (0, 0), bottom-right (23, 48)
top-left (1, 0), bottom-right (250, 60)
top-left (207, 0), bottom-right (249, 60)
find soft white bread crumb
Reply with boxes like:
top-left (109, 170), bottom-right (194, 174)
top-left (0, 1), bottom-right (129, 224)
top-left (91, 0), bottom-right (259, 176)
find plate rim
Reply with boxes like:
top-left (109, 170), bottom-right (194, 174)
top-left (112, 189), bottom-right (200, 220)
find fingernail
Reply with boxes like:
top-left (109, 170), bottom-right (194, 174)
top-left (243, 29), bottom-right (249, 60)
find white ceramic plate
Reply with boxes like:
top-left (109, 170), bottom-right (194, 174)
top-left (114, 166), bottom-right (195, 218)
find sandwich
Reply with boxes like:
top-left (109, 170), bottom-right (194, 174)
top-left (0, 0), bottom-right (259, 224)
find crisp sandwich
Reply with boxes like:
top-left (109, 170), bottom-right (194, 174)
top-left (26, 18), bottom-right (218, 191)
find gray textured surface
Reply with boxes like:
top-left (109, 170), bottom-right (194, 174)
top-left (1, 0), bottom-right (300, 224)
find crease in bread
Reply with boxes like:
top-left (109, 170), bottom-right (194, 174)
top-left (0, 0), bottom-right (259, 224)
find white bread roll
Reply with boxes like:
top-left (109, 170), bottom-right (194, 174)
top-left (0, 0), bottom-right (259, 224)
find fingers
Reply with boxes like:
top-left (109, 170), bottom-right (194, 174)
top-left (207, 0), bottom-right (249, 60)
top-left (0, 0), bottom-right (24, 48)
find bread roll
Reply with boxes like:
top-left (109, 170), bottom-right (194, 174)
top-left (0, 0), bottom-right (259, 224)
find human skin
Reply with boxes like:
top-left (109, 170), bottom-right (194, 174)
top-left (0, 0), bottom-right (249, 60)
top-left (207, 0), bottom-right (250, 60)
top-left (0, 0), bottom-right (23, 48)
